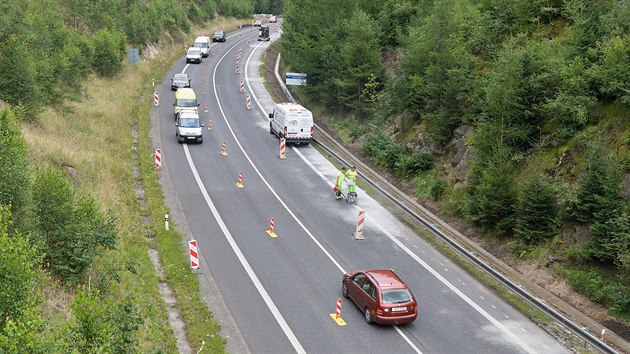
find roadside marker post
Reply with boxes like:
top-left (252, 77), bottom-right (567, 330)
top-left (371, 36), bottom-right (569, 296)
top-left (155, 148), bottom-right (162, 170)
top-left (189, 239), bottom-right (199, 271)
top-left (153, 91), bottom-right (159, 107)
top-left (208, 118), bottom-right (212, 131)
top-left (236, 171), bottom-right (244, 189)
top-left (279, 137), bottom-right (286, 160)
top-left (353, 210), bottom-right (365, 240)
top-left (266, 217), bottom-right (277, 238)
top-left (164, 214), bottom-right (169, 231)
top-left (220, 142), bottom-right (227, 156)
top-left (246, 94), bottom-right (251, 111)
top-left (240, 80), bottom-right (244, 93)
top-left (329, 298), bottom-right (346, 326)
top-left (204, 102), bottom-right (208, 112)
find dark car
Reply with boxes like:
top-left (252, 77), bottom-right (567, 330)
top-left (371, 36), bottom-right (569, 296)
top-left (212, 30), bottom-right (226, 43)
top-left (342, 269), bottom-right (418, 325)
top-left (171, 73), bottom-right (191, 91)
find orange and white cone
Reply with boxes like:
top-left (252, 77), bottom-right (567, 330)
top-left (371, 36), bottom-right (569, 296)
top-left (204, 102), bottom-right (208, 112)
top-left (266, 217), bottom-right (277, 238)
top-left (208, 118), bottom-right (212, 131)
top-left (236, 171), bottom-right (244, 189)
top-left (220, 142), bottom-right (227, 156)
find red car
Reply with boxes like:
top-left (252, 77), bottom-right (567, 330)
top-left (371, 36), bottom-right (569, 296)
top-left (342, 269), bottom-right (418, 325)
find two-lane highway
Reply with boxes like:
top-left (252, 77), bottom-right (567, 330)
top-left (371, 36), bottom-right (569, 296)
top-left (151, 24), bottom-right (569, 353)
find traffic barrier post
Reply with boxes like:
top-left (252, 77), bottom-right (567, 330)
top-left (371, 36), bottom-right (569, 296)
top-left (266, 217), bottom-right (277, 238)
top-left (189, 239), bottom-right (199, 271)
top-left (279, 137), bottom-right (286, 160)
top-left (155, 148), bottom-right (162, 170)
top-left (329, 298), bottom-right (346, 326)
top-left (353, 210), bottom-right (365, 240)
top-left (236, 171), bottom-right (244, 189)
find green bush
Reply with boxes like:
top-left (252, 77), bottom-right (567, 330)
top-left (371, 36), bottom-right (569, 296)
top-left (92, 29), bottom-right (127, 77)
top-left (395, 151), bottom-right (433, 179)
top-left (0, 206), bottom-right (38, 329)
top-left (32, 169), bottom-right (117, 284)
top-left (559, 268), bottom-right (630, 317)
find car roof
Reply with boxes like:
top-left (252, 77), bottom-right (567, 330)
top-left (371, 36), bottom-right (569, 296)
top-left (365, 269), bottom-right (406, 289)
top-left (175, 88), bottom-right (196, 98)
top-left (214, 30), bottom-right (224, 34)
top-left (188, 47), bottom-right (200, 52)
top-left (174, 73), bottom-right (188, 78)
top-left (178, 110), bottom-right (199, 118)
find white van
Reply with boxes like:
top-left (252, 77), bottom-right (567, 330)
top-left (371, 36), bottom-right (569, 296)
top-left (269, 103), bottom-right (313, 144)
top-left (175, 109), bottom-right (204, 143)
top-left (193, 36), bottom-right (211, 57)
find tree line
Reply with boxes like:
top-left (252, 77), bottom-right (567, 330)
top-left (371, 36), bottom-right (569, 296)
top-left (281, 0), bottom-right (629, 317)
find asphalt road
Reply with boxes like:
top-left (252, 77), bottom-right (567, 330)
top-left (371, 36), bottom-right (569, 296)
top-left (151, 24), bottom-right (570, 354)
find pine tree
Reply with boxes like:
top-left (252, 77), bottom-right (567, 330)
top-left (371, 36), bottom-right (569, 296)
top-left (514, 175), bottom-right (559, 244)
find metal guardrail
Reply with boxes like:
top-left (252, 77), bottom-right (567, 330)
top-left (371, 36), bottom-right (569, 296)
top-left (272, 52), bottom-right (618, 354)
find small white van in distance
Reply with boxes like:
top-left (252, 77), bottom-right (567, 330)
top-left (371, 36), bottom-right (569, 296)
top-left (269, 103), bottom-right (313, 144)
top-left (193, 36), bottom-right (211, 57)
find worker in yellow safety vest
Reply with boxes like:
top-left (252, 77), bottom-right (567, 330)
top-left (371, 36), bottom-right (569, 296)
top-left (346, 166), bottom-right (358, 193)
top-left (335, 166), bottom-right (347, 200)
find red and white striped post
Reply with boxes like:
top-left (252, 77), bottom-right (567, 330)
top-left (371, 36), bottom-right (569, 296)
top-left (279, 137), bottom-right (286, 160)
top-left (235, 64), bottom-right (239, 74)
top-left (189, 239), bottom-right (199, 270)
top-left (207, 118), bottom-right (212, 131)
top-left (201, 84), bottom-right (205, 94)
top-left (155, 148), bottom-right (162, 170)
top-left (240, 80), bottom-right (244, 93)
top-left (238, 47), bottom-right (242, 55)
top-left (220, 142), bottom-right (227, 156)
top-left (204, 102), bottom-right (208, 112)
top-left (246, 94), bottom-right (251, 111)
top-left (353, 210), bottom-right (365, 240)
top-left (236, 171), bottom-right (243, 189)
top-left (153, 91), bottom-right (159, 107)
top-left (329, 298), bottom-right (346, 325)
top-left (266, 217), bottom-right (277, 238)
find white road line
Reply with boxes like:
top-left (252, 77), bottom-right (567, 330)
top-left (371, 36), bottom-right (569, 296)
top-left (182, 144), bottom-right (305, 354)
top-left (491, 305), bottom-right (497, 309)
top-left (292, 149), bottom-right (537, 354)
top-left (480, 296), bottom-right (485, 300)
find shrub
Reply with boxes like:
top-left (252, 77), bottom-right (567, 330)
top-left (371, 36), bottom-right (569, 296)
top-left (91, 29), bottom-right (127, 77)
top-left (395, 151), bottom-right (433, 179)
top-left (32, 169), bottom-right (117, 284)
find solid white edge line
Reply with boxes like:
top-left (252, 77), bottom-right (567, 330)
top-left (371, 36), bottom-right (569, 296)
top-left (183, 144), bottom-right (306, 354)
top-left (291, 149), bottom-right (537, 354)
